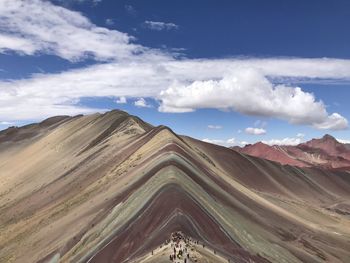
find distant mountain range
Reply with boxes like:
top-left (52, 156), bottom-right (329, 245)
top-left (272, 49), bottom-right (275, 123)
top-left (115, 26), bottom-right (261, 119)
top-left (0, 110), bottom-right (349, 263)
top-left (232, 134), bottom-right (350, 169)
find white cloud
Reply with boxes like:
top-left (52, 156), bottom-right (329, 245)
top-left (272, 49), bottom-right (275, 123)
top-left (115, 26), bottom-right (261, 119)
top-left (262, 137), bottom-right (303, 146)
top-left (159, 69), bottom-right (348, 130)
top-left (125, 5), bottom-right (137, 16)
top-left (312, 113), bottom-right (348, 130)
top-left (91, 0), bottom-right (102, 5)
top-left (202, 137), bottom-right (235, 146)
top-left (245, 127), bottom-right (267, 135)
top-left (0, 59), bottom-right (349, 128)
top-left (115, 96), bottom-right (127, 104)
top-left (0, 121), bottom-right (14, 125)
top-left (337, 138), bottom-right (350, 144)
top-left (240, 141), bottom-right (249, 146)
top-left (170, 58), bottom-right (350, 80)
top-left (297, 133), bottom-right (305, 138)
top-left (226, 138), bottom-right (236, 144)
top-left (202, 138), bottom-right (225, 144)
top-left (105, 18), bottom-right (114, 26)
top-left (134, 98), bottom-right (151, 108)
top-left (0, 34), bottom-right (37, 55)
top-left (208, 125), bottom-right (223, 129)
top-left (0, 0), bottom-right (144, 61)
top-left (0, 0), bottom-right (348, 131)
top-left (143, 21), bottom-right (179, 31)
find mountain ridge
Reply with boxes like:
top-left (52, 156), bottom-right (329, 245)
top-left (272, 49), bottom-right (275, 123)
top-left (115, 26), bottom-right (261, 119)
top-left (1, 110), bottom-right (350, 263)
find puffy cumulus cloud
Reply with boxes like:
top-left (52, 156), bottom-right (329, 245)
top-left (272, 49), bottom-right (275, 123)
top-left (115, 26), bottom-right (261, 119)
top-left (262, 137), bottom-right (303, 146)
top-left (208, 125), bottom-right (223, 129)
top-left (202, 138), bottom-right (236, 146)
top-left (115, 96), bottom-right (127, 104)
top-left (159, 69), bottom-right (348, 130)
top-left (245, 127), bottom-right (267, 135)
top-left (143, 21), bottom-right (179, 31)
top-left (312, 113), bottom-right (348, 130)
top-left (0, 0), bottom-right (145, 61)
top-left (134, 98), bottom-right (151, 108)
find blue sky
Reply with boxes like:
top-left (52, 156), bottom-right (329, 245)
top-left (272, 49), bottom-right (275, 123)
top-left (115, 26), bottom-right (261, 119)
top-left (0, 0), bottom-right (350, 145)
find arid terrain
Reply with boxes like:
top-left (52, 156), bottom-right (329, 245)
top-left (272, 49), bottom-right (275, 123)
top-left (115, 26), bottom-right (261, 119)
top-left (234, 135), bottom-right (350, 169)
top-left (1, 110), bottom-right (350, 263)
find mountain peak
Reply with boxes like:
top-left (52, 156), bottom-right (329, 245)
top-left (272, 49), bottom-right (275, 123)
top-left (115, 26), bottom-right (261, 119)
top-left (321, 134), bottom-right (337, 142)
top-left (305, 134), bottom-right (339, 148)
top-left (256, 141), bottom-right (269, 146)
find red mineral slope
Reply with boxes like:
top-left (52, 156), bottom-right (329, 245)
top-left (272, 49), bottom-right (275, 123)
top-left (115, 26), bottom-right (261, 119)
top-left (235, 142), bottom-right (308, 167)
top-left (298, 134), bottom-right (350, 163)
top-left (234, 134), bottom-right (350, 169)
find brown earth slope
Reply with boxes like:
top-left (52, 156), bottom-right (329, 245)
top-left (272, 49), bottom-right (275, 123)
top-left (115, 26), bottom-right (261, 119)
top-left (0, 110), bottom-right (350, 263)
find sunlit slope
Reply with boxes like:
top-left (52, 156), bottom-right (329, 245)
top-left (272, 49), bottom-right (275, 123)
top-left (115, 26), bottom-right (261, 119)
top-left (0, 110), bottom-right (349, 263)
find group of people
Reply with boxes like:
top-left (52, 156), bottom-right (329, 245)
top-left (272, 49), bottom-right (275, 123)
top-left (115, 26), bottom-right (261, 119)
top-left (168, 232), bottom-right (192, 262)
top-left (150, 231), bottom-right (232, 262)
